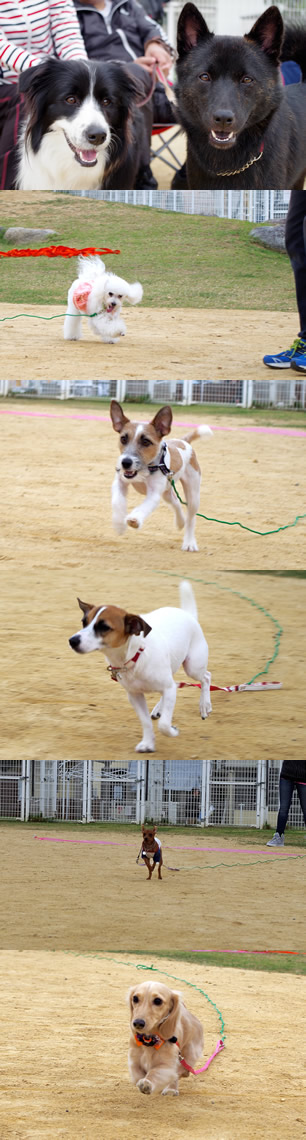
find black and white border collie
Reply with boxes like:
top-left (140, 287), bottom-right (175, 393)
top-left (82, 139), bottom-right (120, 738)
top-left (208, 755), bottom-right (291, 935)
top-left (17, 57), bottom-right (149, 191)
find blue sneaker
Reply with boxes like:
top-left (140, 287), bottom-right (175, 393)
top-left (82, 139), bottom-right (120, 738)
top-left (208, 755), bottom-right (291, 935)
top-left (263, 338), bottom-right (306, 369)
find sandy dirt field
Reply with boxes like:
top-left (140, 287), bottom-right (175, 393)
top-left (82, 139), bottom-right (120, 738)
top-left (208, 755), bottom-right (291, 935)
top-left (1, 952), bottom-right (305, 1140)
top-left (1, 303), bottom-right (305, 385)
top-left (1, 824), bottom-right (305, 951)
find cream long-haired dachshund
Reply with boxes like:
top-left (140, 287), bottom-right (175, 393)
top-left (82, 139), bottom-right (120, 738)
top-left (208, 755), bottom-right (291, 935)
top-left (128, 981), bottom-right (204, 1096)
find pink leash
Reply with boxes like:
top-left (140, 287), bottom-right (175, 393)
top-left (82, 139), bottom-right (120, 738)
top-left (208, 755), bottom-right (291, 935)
top-left (179, 1037), bottom-right (225, 1075)
top-left (178, 680), bottom-right (282, 693)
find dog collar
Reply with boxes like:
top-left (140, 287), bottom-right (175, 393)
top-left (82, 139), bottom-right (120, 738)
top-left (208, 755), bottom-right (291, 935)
top-left (134, 1033), bottom-right (179, 1049)
top-left (148, 442), bottom-right (173, 478)
top-left (107, 647), bottom-right (145, 682)
top-left (214, 142), bottom-right (264, 177)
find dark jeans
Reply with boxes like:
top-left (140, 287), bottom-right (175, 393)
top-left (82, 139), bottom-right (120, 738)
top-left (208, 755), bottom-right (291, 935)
top-left (285, 191), bottom-right (306, 340)
top-left (276, 777), bottom-right (306, 835)
top-left (0, 83), bottom-right (24, 189)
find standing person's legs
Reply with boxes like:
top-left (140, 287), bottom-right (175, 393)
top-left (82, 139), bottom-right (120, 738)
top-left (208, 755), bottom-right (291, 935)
top-left (0, 85), bottom-right (24, 190)
top-left (295, 783), bottom-right (306, 827)
top-left (276, 777), bottom-right (295, 836)
top-left (285, 191), bottom-right (306, 340)
top-left (263, 191), bottom-right (306, 369)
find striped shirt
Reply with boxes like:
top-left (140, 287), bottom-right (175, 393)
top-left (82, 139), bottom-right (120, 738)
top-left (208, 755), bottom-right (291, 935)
top-left (0, 0), bottom-right (88, 84)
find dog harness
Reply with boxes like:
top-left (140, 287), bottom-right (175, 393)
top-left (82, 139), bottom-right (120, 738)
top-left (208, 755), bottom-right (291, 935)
top-left (133, 1031), bottom-right (225, 1074)
top-left (107, 646), bottom-right (145, 681)
top-left (148, 442), bottom-right (173, 478)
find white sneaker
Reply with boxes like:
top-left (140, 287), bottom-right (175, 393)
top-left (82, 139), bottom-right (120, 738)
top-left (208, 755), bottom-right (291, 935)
top-left (266, 832), bottom-right (284, 847)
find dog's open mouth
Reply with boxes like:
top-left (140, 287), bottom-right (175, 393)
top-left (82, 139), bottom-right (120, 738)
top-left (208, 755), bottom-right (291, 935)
top-left (64, 134), bottom-right (98, 166)
top-left (210, 129), bottom-right (236, 148)
top-left (106, 304), bottom-right (115, 314)
top-left (123, 470), bottom-right (138, 479)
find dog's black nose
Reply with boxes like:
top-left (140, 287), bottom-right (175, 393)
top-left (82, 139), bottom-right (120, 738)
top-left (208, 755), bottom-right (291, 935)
top-left (69, 635), bottom-right (81, 651)
top-left (133, 1018), bottom-right (146, 1030)
top-left (212, 110), bottom-right (234, 127)
top-left (85, 126), bottom-right (107, 146)
top-left (122, 456), bottom-right (133, 469)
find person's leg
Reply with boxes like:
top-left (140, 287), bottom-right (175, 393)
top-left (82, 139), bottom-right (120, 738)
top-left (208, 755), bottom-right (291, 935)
top-left (295, 783), bottom-right (306, 828)
top-left (285, 191), bottom-right (306, 339)
top-left (0, 84), bottom-right (24, 189)
top-left (263, 191), bottom-right (306, 369)
top-left (276, 777), bottom-right (295, 836)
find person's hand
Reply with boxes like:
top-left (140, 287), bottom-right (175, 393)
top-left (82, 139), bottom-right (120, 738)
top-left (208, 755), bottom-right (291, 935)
top-left (144, 40), bottom-right (172, 77)
top-left (136, 55), bottom-right (156, 73)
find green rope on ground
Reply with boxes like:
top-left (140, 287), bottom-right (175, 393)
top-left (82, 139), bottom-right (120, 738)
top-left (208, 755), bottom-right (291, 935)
top-left (160, 854), bottom-right (306, 872)
top-left (62, 951), bottom-right (226, 1045)
top-left (0, 312), bottom-right (99, 321)
top-left (171, 479), bottom-right (306, 537)
top-left (153, 571), bottom-right (282, 687)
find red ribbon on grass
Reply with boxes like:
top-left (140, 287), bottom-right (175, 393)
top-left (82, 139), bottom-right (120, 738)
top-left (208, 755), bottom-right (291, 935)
top-left (0, 245), bottom-right (120, 258)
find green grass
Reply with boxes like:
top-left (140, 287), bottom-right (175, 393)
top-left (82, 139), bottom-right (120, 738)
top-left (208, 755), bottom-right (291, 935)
top-left (2, 819), bottom-right (305, 846)
top-left (122, 950), bottom-right (306, 975)
top-left (2, 396), bottom-right (306, 429)
top-left (0, 196), bottom-right (296, 310)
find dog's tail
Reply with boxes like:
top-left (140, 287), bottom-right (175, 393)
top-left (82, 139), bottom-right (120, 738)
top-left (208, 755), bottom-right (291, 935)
top-left (183, 425), bottom-right (213, 444)
top-left (281, 24), bottom-right (306, 80)
top-left (77, 254), bottom-right (105, 279)
top-left (179, 579), bottom-right (198, 620)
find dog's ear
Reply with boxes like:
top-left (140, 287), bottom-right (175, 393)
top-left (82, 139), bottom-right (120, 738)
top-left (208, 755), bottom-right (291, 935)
top-left (151, 406), bottom-right (173, 438)
top-left (126, 986), bottom-right (136, 1013)
top-left (110, 400), bottom-right (130, 433)
top-left (177, 3), bottom-right (212, 56)
top-left (245, 5), bottom-right (283, 63)
top-left (123, 283), bottom-right (143, 306)
top-left (124, 615), bottom-right (152, 639)
top-left (158, 991), bottom-right (181, 1038)
top-left (77, 598), bottom-right (94, 615)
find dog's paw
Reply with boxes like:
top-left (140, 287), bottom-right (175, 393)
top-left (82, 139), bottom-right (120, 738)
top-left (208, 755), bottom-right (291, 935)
top-left (135, 740), bottom-right (155, 753)
top-left (181, 539), bottom-right (199, 552)
top-left (112, 519), bottom-right (127, 536)
top-left (161, 1086), bottom-right (179, 1096)
top-left (137, 1079), bottom-right (153, 1095)
top-left (158, 723), bottom-right (179, 738)
top-left (127, 515), bottom-right (140, 529)
top-left (151, 701), bottom-right (162, 720)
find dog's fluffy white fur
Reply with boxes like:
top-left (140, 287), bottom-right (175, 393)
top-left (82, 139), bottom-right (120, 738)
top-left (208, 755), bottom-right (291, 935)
top-left (63, 256), bottom-right (143, 344)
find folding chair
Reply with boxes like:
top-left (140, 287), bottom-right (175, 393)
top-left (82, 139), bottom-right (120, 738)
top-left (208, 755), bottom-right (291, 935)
top-left (150, 122), bottom-right (184, 174)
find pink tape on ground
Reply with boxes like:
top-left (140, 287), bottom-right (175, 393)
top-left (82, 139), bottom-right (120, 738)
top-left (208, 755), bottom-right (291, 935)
top-left (1, 406), bottom-right (305, 437)
top-left (33, 837), bottom-right (300, 856)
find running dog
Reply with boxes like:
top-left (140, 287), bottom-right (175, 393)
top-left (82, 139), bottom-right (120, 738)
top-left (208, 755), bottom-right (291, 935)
top-left (128, 980), bottom-right (204, 1095)
top-left (140, 825), bottom-right (163, 880)
top-left (69, 580), bottom-right (212, 753)
top-left (64, 257), bottom-right (143, 344)
top-left (110, 401), bottom-right (212, 551)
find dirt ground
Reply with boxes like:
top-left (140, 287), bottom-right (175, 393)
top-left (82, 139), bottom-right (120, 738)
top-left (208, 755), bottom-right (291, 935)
top-left (1, 824), bottom-right (305, 951)
top-left (1, 303), bottom-right (305, 385)
top-left (1, 952), bottom-right (305, 1140)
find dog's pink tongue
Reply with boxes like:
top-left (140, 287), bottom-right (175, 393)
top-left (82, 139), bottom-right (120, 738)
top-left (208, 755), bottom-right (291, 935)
top-left (79, 148), bottom-right (97, 163)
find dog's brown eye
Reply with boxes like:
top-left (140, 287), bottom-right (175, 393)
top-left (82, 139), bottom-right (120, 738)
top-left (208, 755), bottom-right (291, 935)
top-left (140, 436), bottom-right (151, 447)
top-left (102, 98), bottom-right (111, 105)
top-left (153, 998), bottom-right (163, 1006)
top-left (95, 620), bottom-right (110, 634)
top-left (132, 996), bottom-right (139, 1004)
top-left (65, 95), bottom-right (79, 104)
top-left (120, 433), bottom-right (129, 444)
top-left (241, 75), bottom-right (253, 84)
top-left (199, 73), bottom-right (211, 82)
top-left (118, 295), bottom-right (123, 300)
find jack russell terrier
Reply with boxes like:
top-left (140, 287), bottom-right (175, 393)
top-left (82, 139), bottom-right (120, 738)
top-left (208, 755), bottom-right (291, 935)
top-left (69, 580), bottom-right (211, 752)
top-left (110, 401), bottom-right (213, 552)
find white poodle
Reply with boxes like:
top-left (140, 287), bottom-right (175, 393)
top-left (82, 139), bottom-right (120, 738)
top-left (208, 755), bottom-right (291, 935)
top-left (63, 255), bottom-right (143, 344)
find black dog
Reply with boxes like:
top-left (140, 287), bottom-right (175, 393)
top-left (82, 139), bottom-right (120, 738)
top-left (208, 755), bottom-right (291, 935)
top-left (16, 57), bottom-right (150, 191)
top-left (173, 3), bottom-right (306, 189)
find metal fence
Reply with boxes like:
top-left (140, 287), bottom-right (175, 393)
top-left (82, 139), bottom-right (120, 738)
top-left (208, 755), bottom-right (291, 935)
top-left (1, 758), bottom-right (305, 830)
top-left (68, 189), bottom-right (291, 220)
top-left (3, 374), bottom-right (306, 410)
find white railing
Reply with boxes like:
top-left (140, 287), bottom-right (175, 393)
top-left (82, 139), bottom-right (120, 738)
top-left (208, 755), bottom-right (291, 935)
top-left (2, 374), bottom-right (306, 409)
top-left (70, 189), bottom-right (291, 220)
top-left (1, 758), bottom-right (305, 829)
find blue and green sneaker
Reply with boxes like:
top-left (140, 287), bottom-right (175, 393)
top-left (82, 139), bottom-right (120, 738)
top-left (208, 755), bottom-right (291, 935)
top-left (263, 337), bottom-right (306, 369)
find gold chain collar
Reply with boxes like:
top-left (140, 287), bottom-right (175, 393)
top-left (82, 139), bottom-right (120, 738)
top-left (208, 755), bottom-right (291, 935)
top-left (214, 148), bottom-right (264, 177)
